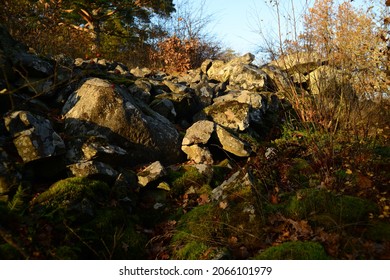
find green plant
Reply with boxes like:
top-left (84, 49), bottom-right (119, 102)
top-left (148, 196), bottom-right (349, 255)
top-left (254, 241), bottom-right (329, 260)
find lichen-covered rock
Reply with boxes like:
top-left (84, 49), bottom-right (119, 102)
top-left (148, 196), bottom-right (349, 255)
top-left (269, 52), bottom-right (327, 74)
top-left (206, 53), bottom-right (270, 91)
top-left (201, 100), bottom-right (251, 132)
top-left (63, 78), bottom-right (181, 165)
top-left (81, 136), bottom-right (127, 164)
top-left (4, 111), bottom-right (65, 163)
top-left (137, 161), bottom-right (166, 187)
top-left (182, 120), bottom-right (215, 146)
top-left (68, 160), bottom-right (119, 183)
top-left (215, 125), bottom-right (251, 157)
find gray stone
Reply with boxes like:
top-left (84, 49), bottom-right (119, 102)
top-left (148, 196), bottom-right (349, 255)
top-left (4, 111), bottom-right (65, 163)
top-left (81, 136), bottom-right (128, 164)
top-left (163, 80), bottom-right (188, 94)
top-left (182, 120), bottom-right (215, 146)
top-left (269, 52), bottom-right (327, 74)
top-left (68, 160), bottom-right (119, 182)
top-left (203, 100), bottom-right (251, 132)
top-left (215, 125), bottom-right (251, 157)
top-left (137, 161), bottom-right (166, 187)
top-left (149, 99), bottom-right (177, 121)
top-left (63, 78), bottom-right (181, 165)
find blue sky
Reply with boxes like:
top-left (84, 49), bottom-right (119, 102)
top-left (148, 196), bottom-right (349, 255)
top-left (172, 0), bottom-right (374, 57)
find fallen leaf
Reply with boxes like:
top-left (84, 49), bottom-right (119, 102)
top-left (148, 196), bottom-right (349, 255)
top-left (219, 201), bottom-right (228, 209)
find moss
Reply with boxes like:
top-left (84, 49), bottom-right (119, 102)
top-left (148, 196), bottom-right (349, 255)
top-left (287, 158), bottom-right (315, 188)
top-left (285, 188), bottom-right (378, 224)
top-left (168, 167), bottom-right (209, 196)
top-left (171, 204), bottom-right (221, 259)
top-left (174, 241), bottom-right (209, 260)
top-left (31, 177), bottom-right (110, 222)
top-left (254, 241), bottom-right (329, 260)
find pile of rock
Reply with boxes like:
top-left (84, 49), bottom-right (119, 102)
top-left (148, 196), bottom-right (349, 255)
top-left (1, 24), bottom-right (344, 199)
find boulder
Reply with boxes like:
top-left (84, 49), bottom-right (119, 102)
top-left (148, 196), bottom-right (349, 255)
top-left (182, 120), bottom-right (215, 146)
top-left (200, 100), bottom-right (251, 132)
top-left (269, 52), bottom-right (327, 74)
top-left (63, 78), bottom-right (182, 165)
top-left (206, 53), bottom-right (270, 92)
top-left (308, 65), bottom-right (354, 98)
top-left (215, 125), bottom-right (251, 157)
top-left (4, 111), bottom-right (65, 163)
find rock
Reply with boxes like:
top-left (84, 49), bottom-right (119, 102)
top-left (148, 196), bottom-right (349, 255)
top-left (4, 111), bottom-right (65, 163)
top-left (193, 82), bottom-right (214, 108)
top-left (130, 67), bottom-right (152, 77)
top-left (81, 136), bottom-right (128, 165)
top-left (182, 145), bottom-right (214, 164)
top-left (163, 80), bottom-right (188, 94)
top-left (201, 100), bottom-right (251, 132)
top-left (128, 79), bottom-right (152, 103)
top-left (206, 53), bottom-right (270, 92)
top-left (215, 125), bottom-right (251, 157)
top-left (260, 64), bottom-right (290, 92)
top-left (269, 52), bottom-right (327, 74)
top-left (308, 65), bottom-right (353, 98)
top-left (68, 160), bottom-right (119, 183)
top-left (149, 99), bottom-right (177, 122)
top-left (228, 64), bottom-right (269, 91)
top-left (182, 120), bottom-right (215, 146)
top-left (63, 78), bottom-right (181, 165)
top-left (137, 161), bottom-right (166, 187)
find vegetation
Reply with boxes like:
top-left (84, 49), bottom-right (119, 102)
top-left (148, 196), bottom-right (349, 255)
top-left (0, 0), bottom-right (389, 260)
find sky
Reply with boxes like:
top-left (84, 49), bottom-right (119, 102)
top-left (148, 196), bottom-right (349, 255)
top-left (172, 0), bottom-right (375, 59)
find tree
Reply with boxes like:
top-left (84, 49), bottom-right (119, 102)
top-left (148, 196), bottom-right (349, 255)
top-left (1, 0), bottom-right (175, 60)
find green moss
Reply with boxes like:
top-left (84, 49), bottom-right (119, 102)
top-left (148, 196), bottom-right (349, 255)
top-left (171, 204), bottom-right (221, 259)
top-left (254, 241), bottom-right (329, 260)
top-left (31, 177), bottom-right (110, 222)
top-left (287, 158), bottom-right (315, 188)
top-left (285, 188), bottom-right (378, 224)
top-left (174, 241), bottom-right (209, 260)
top-left (168, 167), bottom-right (209, 195)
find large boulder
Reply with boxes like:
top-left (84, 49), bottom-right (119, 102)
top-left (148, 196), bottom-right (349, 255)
top-left (269, 52), bottom-right (327, 74)
top-left (63, 78), bottom-right (182, 166)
